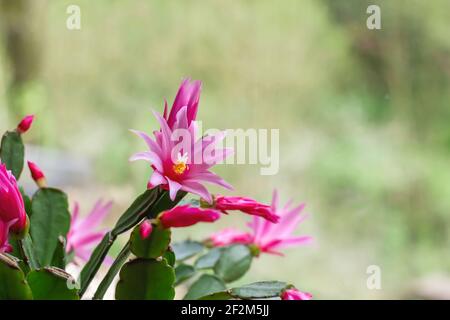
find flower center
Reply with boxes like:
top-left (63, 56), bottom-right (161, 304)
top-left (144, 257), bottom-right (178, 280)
top-left (172, 152), bottom-right (189, 175)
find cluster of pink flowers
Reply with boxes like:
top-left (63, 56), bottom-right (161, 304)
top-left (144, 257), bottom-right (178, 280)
top-left (129, 79), bottom-right (313, 300)
top-left (1, 80), bottom-right (314, 300)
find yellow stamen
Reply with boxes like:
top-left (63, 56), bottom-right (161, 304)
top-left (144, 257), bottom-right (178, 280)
top-left (173, 152), bottom-right (189, 175)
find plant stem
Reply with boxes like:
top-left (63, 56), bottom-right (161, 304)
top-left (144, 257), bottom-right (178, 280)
top-left (93, 242), bottom-right (131, 300)
top-left (78, 188), bottom-right (186, 298)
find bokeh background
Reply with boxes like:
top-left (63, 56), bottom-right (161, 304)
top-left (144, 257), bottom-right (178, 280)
top-left (1, 0), bottom-right (449, 299)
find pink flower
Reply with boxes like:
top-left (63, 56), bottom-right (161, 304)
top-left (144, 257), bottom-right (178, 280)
top-left (159, 205), bottom-right (221, 228)
top-left (17, 115), bottom-right (34, 134)
top-left (210, 190), bottom-right (312, 255)
top-left (130, 79), bottom-right (233, 203)
top-left (0, 219), bottom-right (16, 253)
top-left (214, 195), bottom-right (280, 223)
top-left (139, 221), bottom-right (153, 239)
top-left (66, 200), bottom-right (112, 264)
top-left (208, 228), bottom-right (253, 247)
top-left (0, 163), bottom-right (27, 234)
top-left (27, 161), bottom-right (47, 188)
top-left (163, 78), bottom-right (201, 129)
top-left (281, 288), bottom-right (312, 300)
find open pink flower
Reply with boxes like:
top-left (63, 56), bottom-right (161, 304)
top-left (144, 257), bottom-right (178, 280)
top-left (66, 200), bottom-right (112, 264)
top-left (159, 205), bottom-right (221, 228)
top-left (0, 163), bottom-right (27, 234)
top-left (214, 195), bottom-right (280, 223)
top-left (281, 288), bottom-right (312, 300)
top-left (130, 79), bottom-right (233, 203)
top-left (0, 219), bottom-right (16, 253)
top-left (209, 190), bottom-right (312, 255)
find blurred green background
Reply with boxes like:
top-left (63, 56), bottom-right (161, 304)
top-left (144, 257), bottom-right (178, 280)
top-left (1, 0), bottom-right (449, 299)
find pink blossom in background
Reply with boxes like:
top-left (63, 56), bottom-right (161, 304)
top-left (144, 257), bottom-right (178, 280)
top-left (0, 163), bottom-right (27, 234)
top-left (214, 195), bottom-right (280, 223)
top-left (209, 190), bottom-right (312, 255)
top-left (159, 204), bottom-right (221, 228)
top-left (66, 200), bottom-right (113, 264)
top-left (0, 219), bottom-right (16, 253)
top-left (16, 115), bottom-right (34, 134)
top-left (130, 79), bottom-right (233, 203)
top-left (281, 288), bottom-right (312, 300)
top-left (208, 228), bottom-right (252, 247)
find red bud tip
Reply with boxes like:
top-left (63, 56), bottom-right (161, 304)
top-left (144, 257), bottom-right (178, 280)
top-left (27, 161), bottom-right (47, 188)
top-left (17, 115), bottom-right (35, 134)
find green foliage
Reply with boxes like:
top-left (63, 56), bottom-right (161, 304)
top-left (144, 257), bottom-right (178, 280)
top-left (172, 240), bottom-right (204, 261)
top-left (0, 254), bottom-right (33, 300)
top-left (79, 188), bottom-right (185, 297)
top-left (195, 247), bottom-right (222, 269)
top-left (214, 245), bottom-right (252, 283)
top-left (27, 268), bottom-right (79, 300)
top-left (50, 237), bottom-right (67, 269)
top-left (175, 264), bottom-right (196, 286)
top-left (115, 258), bottom-right (175, 300)
top-left (30, 188), bottom-right (70, 266)
top-left (163, 247), bottom-right (176, 267)
top-left (230, 281), bottom-right (288, 299)
top-left (198, 281), bottom-right (289, 300)
top-left (130, 223), bottom-right (171, 259)
top-left (184, 274), bottom-right (226, 300)
top-left (0, 131), bottom-right (24, 179)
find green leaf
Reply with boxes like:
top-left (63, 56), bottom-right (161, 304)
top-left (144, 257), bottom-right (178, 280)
top-left (112, 188), bottom-right (161, 236)
top-left (130, 223), bottom-right (171, 259)
top-left (172, 240), bottom-right (204, 261)
top-left (115, 258), bottom-right (175, 300)
top-left (51, 236), bottom-right (67, 269)
top-left (196, 281), bottom-right (289, 300)
top-left (195, 248), bottom-right (222, 269)
top-left (214, 245), bottom-right (253, 283)
top-left (20, 187), bottom-right (32, 217)
top-left (163, 247), bottom-right (176, 267)
top-left (184, 274), bottom-right (226, 300)
top-left (27, 267), bottom-right (79, 300)
top-left (30, 188), bottom-right (71, 266)
top-left (230, 281), bottom-right (288, 299)
top-left (93, 242), bottom-right (131, 300)
top-left (0, 253), bottom-right (33, 300)
top-left (79, 188), bottom-right (185, 297)
top-left (175, 264), bottom-right (196, 285)
top-left (0, 131), bottom-right (24, 179)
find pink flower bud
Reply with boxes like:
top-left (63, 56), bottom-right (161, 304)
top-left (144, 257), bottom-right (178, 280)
top-left (27, 161), bottom-right (47, 188)
top-left (0, 163), bottom-right (27, 234)
top-left (139, 221), bottom-right (153, 239)
top-left (214, 195), bottom-right (280, 223)
top-left (17, 115), bottom-right (35, 134)
top-left (159, 205), bottom-right (220, 228)
top-left (281, 288), bottom-right (312, 300)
